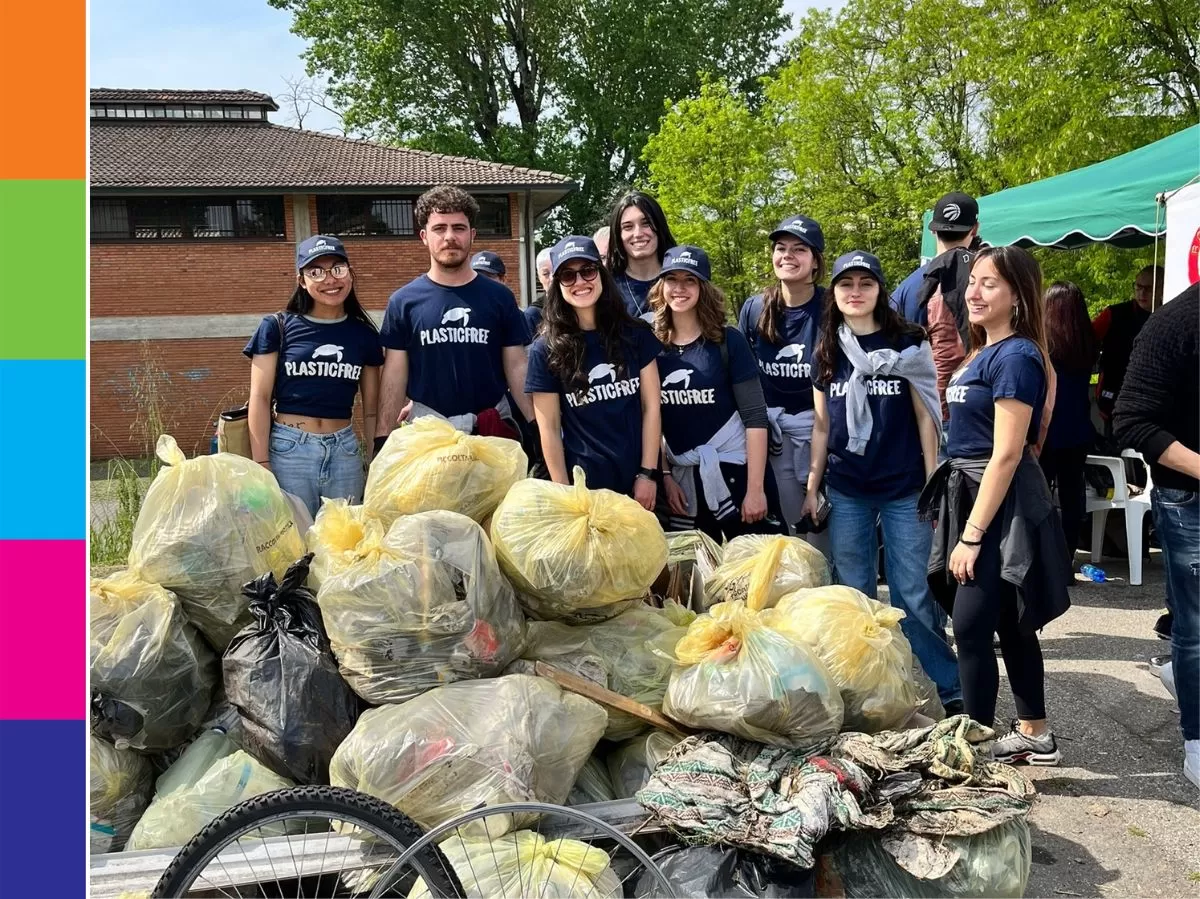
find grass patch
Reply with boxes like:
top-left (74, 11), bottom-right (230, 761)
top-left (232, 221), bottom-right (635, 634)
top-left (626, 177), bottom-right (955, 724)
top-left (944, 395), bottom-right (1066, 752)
top-left (1126, 825), bottom-right (1147, 838)
top-left (90, 460), bottom-right (152, 568)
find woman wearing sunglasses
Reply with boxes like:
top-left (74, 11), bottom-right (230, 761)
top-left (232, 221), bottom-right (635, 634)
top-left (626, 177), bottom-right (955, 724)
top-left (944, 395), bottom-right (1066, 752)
top-left (525, 235), bottom-right (662, 508)
top-left (244, 235), bottom-right (383, 517)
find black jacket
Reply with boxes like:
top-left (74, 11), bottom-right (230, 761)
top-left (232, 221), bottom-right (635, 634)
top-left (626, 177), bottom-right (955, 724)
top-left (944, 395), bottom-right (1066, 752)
top-left (920, 455), bottom-right (1071, 633)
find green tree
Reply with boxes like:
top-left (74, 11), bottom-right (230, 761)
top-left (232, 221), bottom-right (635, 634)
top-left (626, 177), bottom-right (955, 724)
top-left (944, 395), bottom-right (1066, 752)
top-left (268, 0), bottom-right (788, 233)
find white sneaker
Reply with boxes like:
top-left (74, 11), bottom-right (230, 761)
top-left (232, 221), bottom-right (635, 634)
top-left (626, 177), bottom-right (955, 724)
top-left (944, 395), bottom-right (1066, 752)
top-left (1185, 740), bottom-right (1200, 790)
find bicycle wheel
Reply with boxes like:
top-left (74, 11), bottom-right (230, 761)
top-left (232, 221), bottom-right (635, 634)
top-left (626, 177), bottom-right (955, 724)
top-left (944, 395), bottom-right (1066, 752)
top-left (151, 786), bottom-right (462, 898)
top-left (368, 801), bottom-right (674, 898)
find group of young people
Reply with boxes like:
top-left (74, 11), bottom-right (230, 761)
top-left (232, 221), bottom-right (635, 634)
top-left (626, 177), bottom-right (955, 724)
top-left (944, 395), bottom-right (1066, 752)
top-left (243, 183), bottom-right (1082, 768)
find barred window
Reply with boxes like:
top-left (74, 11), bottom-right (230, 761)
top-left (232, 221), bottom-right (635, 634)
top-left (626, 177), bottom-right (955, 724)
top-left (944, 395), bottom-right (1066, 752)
top-left (475, 196), bottom-right (511, 236)
top-left (90, 196), bottom-right (286, 240)
top-left (317, 194), bottom-right (511, 237)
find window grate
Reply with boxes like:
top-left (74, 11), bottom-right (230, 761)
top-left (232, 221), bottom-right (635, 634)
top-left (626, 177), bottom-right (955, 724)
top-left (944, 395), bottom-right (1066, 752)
top-left (91, 196), bottom-right (286, 241)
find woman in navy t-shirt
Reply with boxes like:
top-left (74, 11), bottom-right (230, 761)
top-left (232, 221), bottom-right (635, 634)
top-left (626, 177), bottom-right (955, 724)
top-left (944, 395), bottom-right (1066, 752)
top-left (650, 245), bottom-right (786, 541)
top-left (806, 251), bottom-right (961, 712)
top-left (737, 214), bottom-right (827, 546)
top-left (937, 246), bottom-right (1065, 765)
top-left (525, 235), bottom-right (662, 506)
top-left (244, 235), bottom-right (384, 517)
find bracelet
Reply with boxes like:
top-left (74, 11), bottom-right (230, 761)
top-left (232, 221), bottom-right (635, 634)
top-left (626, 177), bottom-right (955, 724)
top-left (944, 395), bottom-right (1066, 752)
top-left (959, 537), bottom-right (982, 547)
top-left (635, 472), bottom-right (657, 483)
top-left (637, 466), bottom-right (659, 482)
top-left (255, 459), bottom-right (271, 465)
top-left (965, 519), bottom-right (986, 534)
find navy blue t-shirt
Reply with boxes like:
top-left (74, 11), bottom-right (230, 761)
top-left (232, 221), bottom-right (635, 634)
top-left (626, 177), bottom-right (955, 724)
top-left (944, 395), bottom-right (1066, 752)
top-left (658, 328), bottom-right (760, 455)
top-left (737, 289), bottom-right (825, 413)
top-left (526, 324), bottom-right (662, 493)
top-left (523, 303), bottom-right (544, 343)
top-left (613, 272), bottom-right (656, 318)
top-left (946, 336), bottom-right (1046, 459)
top-left (1045, 364), bottom-right (1093, 450)
top-left (813, 331), bottom-right (926, 499)
top-left (243, 313), bottom-right (383, 419)
top-left (380, 274), bottom-right (528, 417)
top-left (890, 264), bottom-right (926, 325)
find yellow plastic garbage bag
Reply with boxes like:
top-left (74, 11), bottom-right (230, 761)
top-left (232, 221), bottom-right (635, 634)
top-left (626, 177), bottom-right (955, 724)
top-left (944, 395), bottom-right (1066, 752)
top-left (305, 498), bottom-right (368, 588)
top-left (773, 586), bottom-right (919, 732)
top-left (329, 674), bottom-right (607, 836)
top-left (607, 730), bottom-right (680, 799)
top-left (491, 468), bottom-right (668, 623)
top-left (662, 601), bottom-right (843, 746)
top-left (364, 417), bottom-right (527, 526)
top-left (316, 510), bottom-right (526, 705)
top-left (90, 736), bottom-right (154, 854)
top-left (127, 435), bottom-right (306, 650)
top-left (409, 831), bottom-right (623, 899)
top-left (706, 535), bottom-right (830, 610)
top-left (89, 570), bottom-right (216, 751)
top-left (126, 749), bottom-right (293, 851)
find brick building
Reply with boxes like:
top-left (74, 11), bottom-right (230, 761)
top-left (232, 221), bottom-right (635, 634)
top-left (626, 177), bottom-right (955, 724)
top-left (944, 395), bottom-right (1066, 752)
top-left (90, 88), bottom-right (574, 460)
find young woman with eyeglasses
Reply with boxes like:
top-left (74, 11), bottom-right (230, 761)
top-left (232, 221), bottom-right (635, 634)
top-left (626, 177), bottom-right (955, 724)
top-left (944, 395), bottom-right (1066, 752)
top-left (525, 235), bottom-right (663, 508)
top-left (243, 235), bottom-right (383, 517)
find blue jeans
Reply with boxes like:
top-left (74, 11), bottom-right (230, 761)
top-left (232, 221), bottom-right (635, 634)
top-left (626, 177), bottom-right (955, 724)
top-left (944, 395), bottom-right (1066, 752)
top-left (828, 487), bottom-right (962, 705)
top-left (269, 421), bottom-right (364, 518)
top-left (1152, 486), bottom-right (1199, 741)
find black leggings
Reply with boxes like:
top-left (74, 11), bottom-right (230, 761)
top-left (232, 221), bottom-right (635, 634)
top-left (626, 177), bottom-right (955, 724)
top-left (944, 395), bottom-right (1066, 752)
top-left (951, 509), bottom-right (1047, 726)
top-left (1039, 444), bottom-right (1088, 563)
top-left (689, 462), bottom-right (788, 542)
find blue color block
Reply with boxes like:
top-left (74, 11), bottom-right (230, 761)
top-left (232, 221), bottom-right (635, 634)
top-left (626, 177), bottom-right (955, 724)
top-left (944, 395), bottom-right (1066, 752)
top-left (0, 720), bottom-right (87, 895)
top-left (0, 360), bottom-right (85, 539)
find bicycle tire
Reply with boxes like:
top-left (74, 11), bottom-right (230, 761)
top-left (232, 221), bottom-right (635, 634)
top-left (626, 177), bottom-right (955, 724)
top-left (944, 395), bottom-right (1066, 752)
top-left (151, 785), bottom-right (462, 898)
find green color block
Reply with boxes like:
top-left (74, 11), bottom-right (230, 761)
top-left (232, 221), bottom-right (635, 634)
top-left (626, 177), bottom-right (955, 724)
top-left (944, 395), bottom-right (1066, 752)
top-left (0, 180), bottom-right (85, 359)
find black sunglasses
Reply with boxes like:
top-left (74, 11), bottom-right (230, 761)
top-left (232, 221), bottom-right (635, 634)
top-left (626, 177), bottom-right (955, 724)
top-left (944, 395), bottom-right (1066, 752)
top-left (559, 264), bottom-right (600, 286)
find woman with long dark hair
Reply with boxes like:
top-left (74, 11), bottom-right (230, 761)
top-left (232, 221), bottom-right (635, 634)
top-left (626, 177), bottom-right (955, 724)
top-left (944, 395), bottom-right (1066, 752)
top-left (605, 191), bottom-right (678, 319)
top-left (244, 235), bottom-right (383, 516)
top-left (1041, 281), bottom-right (1099, 564)
top-left (650, 245), bottom-right (786, 540)
top-left (525, 235), bottom-right (662, 507)
top-left (924, 246), bottom-right (1070, 764)
top-left (737, 215), bottom-right (828, 543)
top-left (805, 251), bottom-right (962, 713)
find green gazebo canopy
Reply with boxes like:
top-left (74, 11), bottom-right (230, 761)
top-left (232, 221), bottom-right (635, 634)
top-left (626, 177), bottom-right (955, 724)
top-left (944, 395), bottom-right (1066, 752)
top-left (921, 125), bottom-right (1200, 256)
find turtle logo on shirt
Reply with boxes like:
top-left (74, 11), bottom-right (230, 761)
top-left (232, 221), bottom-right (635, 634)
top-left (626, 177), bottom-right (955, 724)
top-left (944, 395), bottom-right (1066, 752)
top-left (661, 368), bottom-right (694, 390)
top-left (776, 343), bottom-right (805, 361)
top-left (442, 307), bottom-right (472, 326)
top-left (588, 363), bottom-right (617, 383)
top-left (312, 344), bottom-right (344, 362)
top-left (758, 342), bottom-right (811, 378)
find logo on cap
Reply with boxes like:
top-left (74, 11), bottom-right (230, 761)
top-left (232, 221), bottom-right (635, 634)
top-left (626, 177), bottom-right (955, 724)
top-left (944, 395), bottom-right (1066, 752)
top-left (850, 255), bottom-right (866, 265)
top-left (564, 240), bottom-right (581, 252)
top-left (679, 250), bottom-right (693, 259)
top-left (789, 219), bottom-right (808, 232)
top-left (943, 203), bottom-right (962, 222)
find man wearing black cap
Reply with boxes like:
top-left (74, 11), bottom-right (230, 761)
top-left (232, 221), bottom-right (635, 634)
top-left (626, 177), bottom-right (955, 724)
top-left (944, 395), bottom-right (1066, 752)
top-left (892, 192), bottom-right (980, 325)
top-left (470, 250), bottom-right (508, 284)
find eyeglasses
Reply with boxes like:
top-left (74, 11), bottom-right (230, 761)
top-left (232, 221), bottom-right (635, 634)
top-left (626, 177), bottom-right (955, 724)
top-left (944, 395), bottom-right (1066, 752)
top-left (302, 263), bottom-right (350, 282)
top-left (559, 264), bottom-right (600, 286)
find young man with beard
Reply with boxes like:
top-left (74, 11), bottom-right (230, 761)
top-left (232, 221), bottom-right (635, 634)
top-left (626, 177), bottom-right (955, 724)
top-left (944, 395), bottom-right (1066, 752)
top-left (605, 191), bottom-right (677, 319)
top-left (375, 185), bottom-right (533, 452)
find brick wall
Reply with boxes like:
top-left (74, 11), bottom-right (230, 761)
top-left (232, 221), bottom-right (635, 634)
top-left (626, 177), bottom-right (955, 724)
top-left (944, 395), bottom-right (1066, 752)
top-left (90, 191), bottom-right (526, 459)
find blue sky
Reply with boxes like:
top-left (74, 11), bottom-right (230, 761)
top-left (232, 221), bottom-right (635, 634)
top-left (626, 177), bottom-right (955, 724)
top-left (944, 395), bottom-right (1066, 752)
top-left (91, 0), bottom-right (835, 134)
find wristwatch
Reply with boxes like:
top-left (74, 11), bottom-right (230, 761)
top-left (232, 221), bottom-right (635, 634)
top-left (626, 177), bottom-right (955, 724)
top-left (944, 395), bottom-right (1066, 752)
top-left (636, 466), bottom-right (660, 483)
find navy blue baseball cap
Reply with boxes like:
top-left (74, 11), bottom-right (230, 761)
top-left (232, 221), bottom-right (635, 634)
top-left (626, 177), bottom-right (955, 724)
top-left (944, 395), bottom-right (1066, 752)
top-left (830, 250), bottom-right (886, 288)
top-left (470, 250), bottom-right (506, 275)
top-left (296, 235), bottom-right (348, 270)
top-left (551, 235), bottom-right (601, 275)
top-left (658, 245), bottom-right (711, 282)
top-left (769, 215), bottom-right (825, 253)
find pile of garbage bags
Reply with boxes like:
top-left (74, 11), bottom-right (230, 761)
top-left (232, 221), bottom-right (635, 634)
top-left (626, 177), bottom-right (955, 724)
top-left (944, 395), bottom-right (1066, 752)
top-left (638, 845), bottom-right (815, 898)
top-left (491, 469), bottom-right (668, 623)
top-left (127, 435), bottom-right (307, 650)
top-left (773, 587), bottom-right (919, 733)
top-left (315, 510), bottom-right (525, 704)
top-left (706, 535), bottom-right (830, 609)
top-left (304, 498), bottom-right (368, 588)
top-left (663, 601), bottom-right (844, 746)
top-left (90, 736), bottom-right (154, 854)
top-left (89, 570), bottom-right (216, 751)
top-left (364, 416), bottom-right (527, 526)
top-left (223, 555), bottom-right (360, 784)
top-left (329, 674), bottom-right (607, 835)
top-left (607, 730), bottom-right (679, 799)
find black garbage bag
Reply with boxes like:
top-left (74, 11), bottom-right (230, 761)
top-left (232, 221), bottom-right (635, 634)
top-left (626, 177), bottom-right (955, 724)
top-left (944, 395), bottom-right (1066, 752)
top-left (637, 845), bottom-right (815, 898)
top-left (223, 553), bottom-right (360, 784)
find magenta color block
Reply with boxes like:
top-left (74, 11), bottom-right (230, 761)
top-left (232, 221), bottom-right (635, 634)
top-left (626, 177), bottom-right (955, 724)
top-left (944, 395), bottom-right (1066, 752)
top-left (0, 540), bottom-right (88, 720)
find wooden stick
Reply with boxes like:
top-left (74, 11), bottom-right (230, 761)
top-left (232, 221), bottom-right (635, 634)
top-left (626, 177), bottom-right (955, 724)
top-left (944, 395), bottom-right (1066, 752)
top-left (533, 662), bottom-right (692, 740)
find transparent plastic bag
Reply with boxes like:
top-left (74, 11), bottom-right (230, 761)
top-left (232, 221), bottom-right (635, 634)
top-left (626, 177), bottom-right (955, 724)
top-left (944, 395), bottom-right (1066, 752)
top-left (306, 498), bottom-right (369, 589)
top-left (154, 728), bottom-right (236, 798)
top-left (409, 831), bottom-right (622, 899)
top-left (568, 754), bottom-right (617, 806)
top-left (127, 749), bottom-right (294, 851)
top-left (90, 736), bottom-right (154, 854)
top-left (329, 674), bottom-right (606, 835)
top-left (662, 601), bottom-right (843, 746)
top-left (89, 570), bottom-right (216, 751)
top-left (819, 818), bottom-right (1031, 898)
top-left (706, 535), bottom-right (830, 611)
top-left (492, 468), bottom-right (668, 623)
top-left (364, 417), bottom-right (527, 526)
top-left (607, 730), bottom-right (680, 799)
top-left (317, 511), bottom-right (526, 705)
top-left (773, 586), bottom-right (918, 732)
top-left (127, 435), bottom-right (306, 650)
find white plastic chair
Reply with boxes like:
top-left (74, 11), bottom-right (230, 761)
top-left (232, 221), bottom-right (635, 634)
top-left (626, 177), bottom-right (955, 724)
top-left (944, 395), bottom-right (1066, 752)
top-left (1084, 449), bottom-right (1154, 585)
